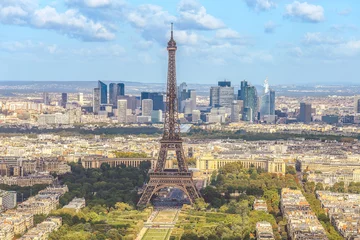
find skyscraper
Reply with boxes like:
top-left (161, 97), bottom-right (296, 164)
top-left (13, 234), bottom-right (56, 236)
top-left (210, 81), bottom-right (234, 108)
top-left (93, 88), bottom-right (100, 114)
top-left (98, 80), bottom-right (107, 104)
top-left (354, 96), bottom-right (360, 115)
top-left (299, 103), bottom-right (312, 123)
top-left (188, 89), bottom-right (196, 112)
top-left (78, 93), bottom-right (83, 105)
top-left (141, 92), bottom-right (164, 111)
top-left (109, 83), bottom-right (125, 107)
top-left (238, 80), bottom-right (248, 100)
top-left (260, 78), bottom-right (276, 123)
top-left (142, 99), bottom-right (153, 116)
top-left (231, 100), bottom-right (240, 122)
top-left (242, 84), bottom-right (258, 122)
top-left (218, 80), bottom-right (231, 87)
top-left (43, 92), bottom-right (50, 105)
top-left (61, 93), bottom-right (68, 108)
top-left (178, 85), bottom-right (196, 113)
top-left (117, 99), bottom-right (127, 123)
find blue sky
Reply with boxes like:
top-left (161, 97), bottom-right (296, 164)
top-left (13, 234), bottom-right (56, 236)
top-left (0, 0), bottom-right (359, 85)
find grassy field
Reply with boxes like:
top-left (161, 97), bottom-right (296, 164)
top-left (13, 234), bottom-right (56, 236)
top-left (142, 228), bottom-right (171, 240)
top-left (153, 210), bottom-right (178, 223)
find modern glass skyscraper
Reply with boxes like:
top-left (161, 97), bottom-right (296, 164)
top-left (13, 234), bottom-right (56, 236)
top-left (43, 92), bottom-right (50, 105)
top-left (354, 96), bottom-right (360, 115)
top-left (98, 80), bottom-right (107, 104)
top-left (61, 93), bottom-right (68, 108)
top-left (299, 103), bottom-right (312, 123)
top-left (260, 78), bottom-right (276, 123)
top-left (242, 85), bottom-right (258, 122)
top-left (109, 83), bottom-right (125, 107)
top-left (209, 81), bottom-right (234, 108)
top-left (141, 92), bottom-right (164, 111)
top-left (238, 80), bottom-right (248, 100)
top-left (218, 80), bottom-right (231, 87)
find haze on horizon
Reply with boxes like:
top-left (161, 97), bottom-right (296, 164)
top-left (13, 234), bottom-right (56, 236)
top-left (0, 0), bottom-right (359, 85)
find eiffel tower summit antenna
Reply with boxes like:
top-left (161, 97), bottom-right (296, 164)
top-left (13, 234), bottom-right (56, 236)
top-left (137, 23), bottom-right (201, 206)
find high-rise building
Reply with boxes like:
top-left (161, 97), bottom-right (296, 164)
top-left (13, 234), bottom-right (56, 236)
top-left (117, 99), bottom-right (127, 123)
top-left (98, 80), bottom-right (107, 104)
top-left (238, 80), bottom-right (248, 100)
top-left (242, 85), bottom-right (258, 122)
top-left (109, 83), bottom-right (125, 107)
top-left (93, 88), bottom-right (100, 114)
top-left (299, 103), bottom-right (312, 123)
top-left (218, 80), bottom-right (231, 87)
top-left (354, 96), bottom-right (360, 115)
top-left (188, 89), bottom-right (196, 111)
top-left (142, 99), bottom-right (153, 116)
top-left (141, 92), bottom-right (164, 111)
top-left (184, 99), bottom-right (193, 115)
top-left (231, 100), bottom-right (240, 122)
top-left (260, 78), bottom-right (276, 123)
top-left (210, 81), bottom-right (234, 108)
top-left (61, 93), bottom-right (68, 108)
top-left (43, 92), bottom-right (50, 105)
top-left (192, 110), bottom-right (200, 122)
top-left (151, 110), bottom-right (163, 123)
top-left (78, 93), bottom-right (83, 105)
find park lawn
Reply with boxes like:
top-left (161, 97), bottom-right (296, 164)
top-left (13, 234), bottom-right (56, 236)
top-left (153, 210), bottom-right (178, 223)
top-left (143, 228), bottom-right (171, 240)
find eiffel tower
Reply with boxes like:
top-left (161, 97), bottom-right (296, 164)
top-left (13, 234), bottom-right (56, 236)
top-left (137, 24), bottom-right (201, 206)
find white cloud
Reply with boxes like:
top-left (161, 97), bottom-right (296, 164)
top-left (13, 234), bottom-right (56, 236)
top-left (285, 1), bottom-right (324, 23)
top-left (0, 40), bottom-right (62, 55)
top-left (171, 30), bottom-right (201, 45)
top-left (338, 8), bottom-right (351, 16)
top-left (215, 29), bottom-right (240, 39)
top-left (288, 47), bottom-right (303, 57)
top-left (264, 21), bottom-right (277, 33)
top-left (65, 0), bottom-right (125, 8)
top-left (0, 0), bottom-right (36, 24)
top-left (137, 53), bottom-right (155, 64)
top-left (0, 0), bottom-right (116, 42)
top-left (31, 6), bottom-right (115, 41)
top-left (177, 0), bottom-right (225, 30)
top-left (72, 44), bottom-right (126, 57)
top-left (133, 40), bottom-right (153, 50)
top-left (303, 32), bottom-right (343, 45)
top-left (47, 44), bottom-right (59, 54)
top-left (125, 4), bottom-right (176, 44)
top-left (330, 24), bottom-right (357, 32)
top-left (244, 0), bottom-right (276, 11)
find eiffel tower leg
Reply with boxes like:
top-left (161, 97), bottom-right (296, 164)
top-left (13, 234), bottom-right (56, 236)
top-left (155, 144), bottom-right (168, 171)
top-left (185, 185), bottom-right (201, 204)
top-left (175, 143), bottom-right (187, 172)
top-left (137, 183), bottom-right (156, 206)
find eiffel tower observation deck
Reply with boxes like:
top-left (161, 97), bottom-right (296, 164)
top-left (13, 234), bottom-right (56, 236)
top-left (137, 24), bottom-right (201, 206)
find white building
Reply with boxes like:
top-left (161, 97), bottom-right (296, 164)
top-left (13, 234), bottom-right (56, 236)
top-left (231, 100), bottom-right (240, 122)
top-left (78, 93), bottom-right (84, 105)
top-left (117, 99), bottom-right (127, 123)
top-left (0, 190), bottom-right (17, 210)
top-left (151, 110), bottom-right (163, 123)
top-left (142, 99), bottom-right (153, 117)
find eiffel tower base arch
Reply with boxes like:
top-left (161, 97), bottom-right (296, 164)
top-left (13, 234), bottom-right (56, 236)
top-left (137, 172), bottom-right (200, 206)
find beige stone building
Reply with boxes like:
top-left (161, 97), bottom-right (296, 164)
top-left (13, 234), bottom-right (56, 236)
top-left (195, 153), bottom-right (286, 174)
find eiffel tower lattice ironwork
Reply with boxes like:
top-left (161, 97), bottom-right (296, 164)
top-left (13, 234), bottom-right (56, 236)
top-left (137, 24), bottom-right (201, 206)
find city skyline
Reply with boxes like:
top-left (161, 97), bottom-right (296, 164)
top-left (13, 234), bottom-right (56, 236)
top-left (1, 0), bottom-right (359, 84)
